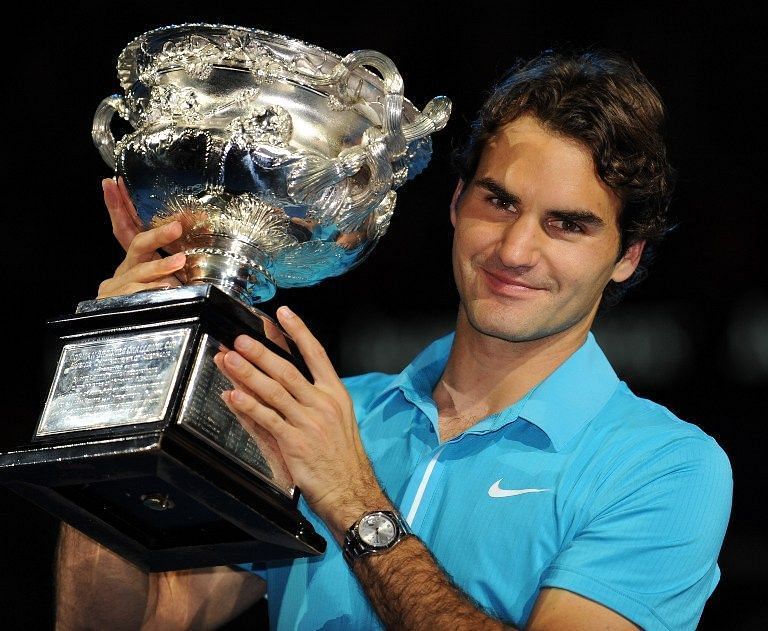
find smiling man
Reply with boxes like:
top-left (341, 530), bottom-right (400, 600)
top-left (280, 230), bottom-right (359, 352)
top-left (450, 114), bottom-right (640, 345)
top-left (57, 50), bottom-right (732, 630)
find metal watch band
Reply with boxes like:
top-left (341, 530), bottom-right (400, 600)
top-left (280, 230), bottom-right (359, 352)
top-left (342, 510), bottom-right (411, 566)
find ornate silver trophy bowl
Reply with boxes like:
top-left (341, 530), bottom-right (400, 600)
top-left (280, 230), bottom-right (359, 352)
top-left (93, 23), bottom-right (451, 304)
top-left (1, 24), bottom-right (450, 571)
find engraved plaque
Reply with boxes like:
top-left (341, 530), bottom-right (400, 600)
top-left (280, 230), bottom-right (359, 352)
top-left (37, 329), bottom-right (190, 436)
top-left (178, 334), bottom-right (295, 498)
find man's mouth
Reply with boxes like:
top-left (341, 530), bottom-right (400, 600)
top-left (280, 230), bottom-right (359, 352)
top-left (481, 267), bottom-right (547, 295)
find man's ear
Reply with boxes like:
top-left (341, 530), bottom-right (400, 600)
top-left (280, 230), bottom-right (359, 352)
top-left (450, 180), bottom-right (465, 228)
top-left (611, 240), bottom-right (646, 283)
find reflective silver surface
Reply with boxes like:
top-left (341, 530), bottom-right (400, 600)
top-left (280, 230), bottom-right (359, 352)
top-left (94, 24), bottom-right (451, 305)
top-left (37, 329), bottom-right (191, 435)
top-left (75, 284), bottom-right (211, 313)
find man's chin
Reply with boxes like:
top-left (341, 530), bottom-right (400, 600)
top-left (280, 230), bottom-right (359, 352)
top-left (465, 312), bottom-right (555, 344)
top-left (462, 301), bottom-right (594, 345)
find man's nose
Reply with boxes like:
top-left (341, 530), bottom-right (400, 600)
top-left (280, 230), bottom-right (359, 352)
top-left (496, 216), bottom-right (542, 269)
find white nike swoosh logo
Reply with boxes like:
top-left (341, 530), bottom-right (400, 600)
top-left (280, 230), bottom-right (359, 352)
top-left (488, 479), bottom-right (551, 498)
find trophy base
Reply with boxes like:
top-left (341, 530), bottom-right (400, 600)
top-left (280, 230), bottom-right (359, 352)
top-left (0, 285), bottom-right (326, 571)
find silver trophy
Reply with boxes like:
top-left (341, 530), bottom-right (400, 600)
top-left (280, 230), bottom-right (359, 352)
top-left (94, 23), bottom-right (450, 303)
top-left (1, 24), bottom-right (449, 570)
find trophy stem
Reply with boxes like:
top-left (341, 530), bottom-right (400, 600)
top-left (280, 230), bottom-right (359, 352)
top-left (182, 235), bottom-right (276, 305)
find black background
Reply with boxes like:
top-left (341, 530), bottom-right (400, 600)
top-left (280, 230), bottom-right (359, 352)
top-left (2, 2), bottom-right (765, 628)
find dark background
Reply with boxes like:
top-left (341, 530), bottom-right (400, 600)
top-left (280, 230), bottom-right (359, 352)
top-left (2, 2), bottom-right (765, 628)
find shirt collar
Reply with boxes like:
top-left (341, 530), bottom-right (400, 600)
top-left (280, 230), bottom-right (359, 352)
top-left (390, 332), bottom-right (454, 404)
top-left (387, 331), bottom-right (618, 451)
top-left (518, 332), bottom-right (619, 451)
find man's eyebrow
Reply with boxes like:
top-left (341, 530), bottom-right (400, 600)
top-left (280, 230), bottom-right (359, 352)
top-left (474, 177), bottom-right (521, 206)
top-left (547, 209), bottom-right (606, 227)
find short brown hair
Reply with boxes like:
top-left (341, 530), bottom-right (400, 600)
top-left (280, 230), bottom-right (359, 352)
top-left (453, 49), bottom-right (675, 306)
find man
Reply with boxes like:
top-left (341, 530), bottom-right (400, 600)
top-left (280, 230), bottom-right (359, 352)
top-left (57, 50), bottom-right (732, 630)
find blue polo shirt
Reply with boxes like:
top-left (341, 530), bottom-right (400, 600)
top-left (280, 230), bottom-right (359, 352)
top-left (247, 332), bottom-right (732, 630)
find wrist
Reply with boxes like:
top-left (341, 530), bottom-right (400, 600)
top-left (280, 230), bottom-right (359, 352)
top-left (325, 490), bottom-right (394, 543)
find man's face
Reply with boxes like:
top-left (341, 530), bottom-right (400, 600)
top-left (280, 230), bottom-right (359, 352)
top-left (451, 114), bottom-right (643, 344)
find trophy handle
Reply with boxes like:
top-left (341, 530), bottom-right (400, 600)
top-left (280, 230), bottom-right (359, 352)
top-left (402, 95), bottom-right (452, 143)
top-left (288, 50), bottom-right (449, 216)
top-left (337, 50), bottom-right (407, 159)
top-left (92, 95), bottom-right (129, 170)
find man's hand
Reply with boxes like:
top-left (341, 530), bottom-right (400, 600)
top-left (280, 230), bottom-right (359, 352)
top-left (215, 306), bottom-right (390, 540)
top-left (97, 177), bottom-right (186, 298)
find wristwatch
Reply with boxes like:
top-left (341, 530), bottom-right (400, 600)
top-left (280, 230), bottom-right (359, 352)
top-left (342, 510), bottom-right (411, 566)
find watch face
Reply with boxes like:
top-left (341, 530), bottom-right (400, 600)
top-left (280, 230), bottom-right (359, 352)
top-left (358, 513), bottom-right (397, 548)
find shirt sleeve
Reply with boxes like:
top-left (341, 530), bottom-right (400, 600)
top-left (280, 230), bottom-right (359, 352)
top-left (540, 435), bottom-right (732, 631)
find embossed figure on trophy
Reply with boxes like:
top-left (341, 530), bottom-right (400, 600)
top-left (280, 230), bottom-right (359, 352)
top-left (93, 24), bottom-right (451, 306)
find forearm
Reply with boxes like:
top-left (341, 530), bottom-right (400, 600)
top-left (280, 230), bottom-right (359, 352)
top-left (321, 482), bottom-right (515, 629)
top-left (56, 523), bottom-right (150, 630)
top-left (352, 535), bottom-right (518, 631)
top-left (56, 523), bottom-right (265, 630)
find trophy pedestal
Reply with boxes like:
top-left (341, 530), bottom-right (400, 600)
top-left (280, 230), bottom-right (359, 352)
top-left (0, 285), bottom-right (326, 571)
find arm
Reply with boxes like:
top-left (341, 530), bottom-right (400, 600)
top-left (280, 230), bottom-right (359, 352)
top-left (56, 523), bottom-right (149, 630)
top-left (56, 524), bottom-right (264, 630)
top-left (216, 309), bottom-right (638, 631)
top-left (355, 537), bottom-right (637, 631)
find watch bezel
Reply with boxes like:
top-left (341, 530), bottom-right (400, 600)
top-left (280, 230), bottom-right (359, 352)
top-left (356, 511), bottom-right (398, 548)
top-left (343, 510), bottom-right (411, 566)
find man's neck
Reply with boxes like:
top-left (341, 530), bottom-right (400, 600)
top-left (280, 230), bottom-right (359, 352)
top-left (433, 309), bottom-right (592, 439)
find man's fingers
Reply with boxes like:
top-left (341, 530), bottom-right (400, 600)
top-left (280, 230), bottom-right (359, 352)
top-left (232, 335), bottom-right (317, 404)
top-left (116, 176), bottom-right (142, 232)
top-left (97, 279), bottom-right (179, 299)
top-left (100, 254), bottom-right (185, 298)
top-left (124, 252), bottom-right (185, 283)
top-left (103, 178), bottom-right (141, 252)
top-left (213, 352), bottom-right (264, 404)
top-left (221, 389), bottom-right (292, 441)
top-left (115, 222), bottom-right (184, 275)
top-left (222, 350), bottom-right (308, 422)
top-left (275, 307), bottom-right (339, 385)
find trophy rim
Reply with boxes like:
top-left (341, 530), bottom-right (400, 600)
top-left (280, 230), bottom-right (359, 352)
top-left (115, 22), bottom-right (423, 119)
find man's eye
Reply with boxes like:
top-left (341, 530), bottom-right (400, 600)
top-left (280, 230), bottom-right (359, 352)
top-left (488, 197), bottom-right (516, 212)
top-left (551, 219), bottom-right (584, 233)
